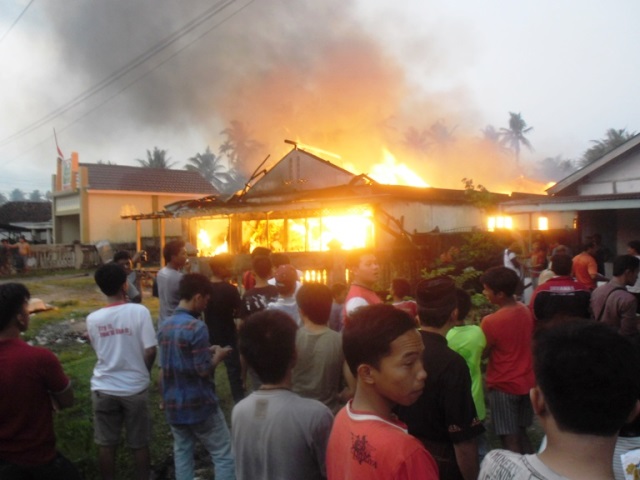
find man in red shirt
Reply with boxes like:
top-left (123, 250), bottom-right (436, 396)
top-left (343, 250), bottom-right (382, 320)
top-left (0, 283), bottom-right (82, 480)
top-left (529, 254), bottom-right (591, 326)
top-left (327, 304), bottom-right (438, 479)
top-left (572, 242), bottom-right (605, 290)
top-left (480, 267), bottom-right (535, 454)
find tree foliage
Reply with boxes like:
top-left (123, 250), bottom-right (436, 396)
top-left (580, 128), bottom-right (637, 167)
top-left (219, 121), bottom-right (262, 171)
top-left (0, 193), bottom-right (7, 205)
top-left (185, 146), bottom-right (244, 193)
top-left (29, 190), bottom-right (43, 201)
top-left (500, 112), bottom-right (533, 164)
top-left (9, 188), bottom-right (25, 201)
top-left (535, 156), bottom-right (576, 181)
top-left (136, 147), bottom-right (176, 169)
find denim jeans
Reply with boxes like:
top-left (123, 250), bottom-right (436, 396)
top-left (170, 408), bottom-right (235, 480)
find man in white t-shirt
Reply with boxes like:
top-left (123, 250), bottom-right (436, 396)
top-left (87, 263), bottom-right (157, 480)
top-left (479, 321), bottom-right (640, 480)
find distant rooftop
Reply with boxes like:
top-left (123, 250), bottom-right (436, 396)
top-left (0, 201), bottom-right (51, 223)
top-left (80, 163), bottom-right (218, 195)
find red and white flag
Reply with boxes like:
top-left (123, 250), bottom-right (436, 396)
top-left (54, 128), bottom-right (64, 159)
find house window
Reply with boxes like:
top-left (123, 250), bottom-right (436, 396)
top-left (241, 208), bottom-right (374, 253)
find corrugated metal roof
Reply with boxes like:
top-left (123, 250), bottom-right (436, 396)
top-left (81, 163), bottom-right (218, 195)
top-left (503, 191), bottom-right (640, 206)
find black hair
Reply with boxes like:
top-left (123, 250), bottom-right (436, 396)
top-left (330, 282), bottom-right (348, 299)
top-left (296, 283), bottom-right (333, 325)
top-left (417, 303), bottom-right (456, 329)
top-left (391, 278), bottom-right (412, 299)
top-left (628, 241), bottom-right (640, 255)
top-left (238, 309), bottom-right (298, 384)
top-left (179, 273), bottom-right (211, 301)
top-left (251, 246), bottom-right (271, 257)
top-left (163, 239), bottom-right (185, 264)
top-left (113, 251), bottom-right (132, 263)
top-left (343, 303), bottom-right (417, 376)
top-left (270, 253), bottom-right (291, 269)
top-left (208, 254), bottom-right (233, 278)
top-left (0, 283), bottom-right (30, 331)
top-left (480, 266), bottom-right (519, 297)
top-left (613, 255), bottom-right (640, 277)
top-left (550, 254), bottom-right (573, 276)
top-left (455, 288), bottom-right (472, 321)
top-left (534, 321), bottom-right (640, 436)
top-left (252, 255), bottom-right (273, 280)
top-left (94, 263), bottom-right (127, 296)
top-left (581, 241), bottom-right (596, 252)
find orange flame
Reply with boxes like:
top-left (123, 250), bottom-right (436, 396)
top-left (366, 149), bottom-right (430, 187)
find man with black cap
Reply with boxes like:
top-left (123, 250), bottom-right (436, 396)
top-left (396, 276), bottom-right (484, 480)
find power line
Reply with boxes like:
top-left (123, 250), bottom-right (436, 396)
top-left (0, 0), bottom-right (243, 147)
top-left (0, 0), bottom-right (35, 45)
top-left (4, 0), bottom-right (255, 166)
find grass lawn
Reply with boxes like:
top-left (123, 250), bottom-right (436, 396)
top-left (6, 271), bottom-right (234, 479)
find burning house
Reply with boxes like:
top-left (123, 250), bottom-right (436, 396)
top-left (132, 145), bottom-right (508, 284)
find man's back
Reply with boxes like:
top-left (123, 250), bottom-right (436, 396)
top-left (232, 389), bottom-right (333, 480)
top-left (446, 325), bottom-right (487, 421)
top-left (591, 279), bottom-right (638, 335)
top-left (572, 252), bottom-right (596, 289)
top-left (479, 450), bottom-right (568, 479)
top-left (530, 276), bottom-right (591, 324)
top-left (240, 285), bottom-right (278, 318)
top-left (87, 303), bottom-right (156, 395)
top-left (481, 303), bottom-right (534, 395)
top-left (396, 330), bottom-right (484, 479)
top-left (292, 327), bottom-right (344, 413)
top-left (158, 307), bottom-right (217, 425)
top-left (156, 266), bottom-right (182, 323)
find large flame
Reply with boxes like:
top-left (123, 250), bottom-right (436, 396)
top-left (239, 208), bottom-right (374, 254)
top-left (367, 149), bottom-right (430, 187)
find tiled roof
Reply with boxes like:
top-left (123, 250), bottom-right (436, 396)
top-left (0, 201), bottom-right (52, 223)
top-left (81, 163), bottom-right (218, 195)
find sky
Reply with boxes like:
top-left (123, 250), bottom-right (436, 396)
top-left (1, 0), bottom-right (639, 197)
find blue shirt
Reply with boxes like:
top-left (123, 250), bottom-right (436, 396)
top-left (158, 307), bottom-right (217, 425)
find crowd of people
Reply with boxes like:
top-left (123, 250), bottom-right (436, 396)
top-left (2, 237), bottom-right (640, 480)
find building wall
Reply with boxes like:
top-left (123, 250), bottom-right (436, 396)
top-left (85, 193), bottom-right (185, 243)
top-left (578, 150), bottom-right (640, 195)
top-left (382, 202), bottom-right (485, 234)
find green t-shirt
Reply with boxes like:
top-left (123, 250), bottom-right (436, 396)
top-left (446, 325), bottom-right (487, 420)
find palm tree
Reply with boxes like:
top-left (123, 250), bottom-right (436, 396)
top-left (402, 126), bottom-right (431, 155)
top-left (427, 120), bottom-right (457, 151)
top-left (500, 112), bottom-right (534, 164)
top-left (185, 147), bottom-right (230, 191)
top-left (580, 128), bottom-right (637, 167)
top-left (136, 147), bottom-right (176, 169)
top-left (219, 121), bottom-right (262, 170)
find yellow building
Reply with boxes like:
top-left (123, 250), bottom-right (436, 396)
top-left (52, 153), bottom-right (217, 244)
